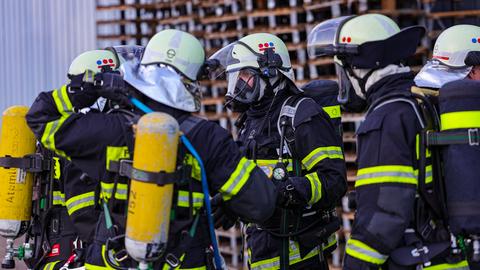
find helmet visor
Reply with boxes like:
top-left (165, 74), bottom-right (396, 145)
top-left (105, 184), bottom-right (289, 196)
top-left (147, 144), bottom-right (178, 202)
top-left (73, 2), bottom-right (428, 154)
top-left (108, 45), bottom-right (145, 65)
top-left (335, 63), bottom-right (353, 104)
top-left (226, 68), bottom-right (262, 106)
top-left (307, 16), bottom-right (355, 58)
top-left (207, 42), bottom-right (260, 79)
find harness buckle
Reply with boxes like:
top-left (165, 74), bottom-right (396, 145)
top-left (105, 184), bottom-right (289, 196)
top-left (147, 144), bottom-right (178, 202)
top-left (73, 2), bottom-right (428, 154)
top-left (468, 128), bottom-right (479, 146)
top-left (165, 253), bottom-right (180, 268)
top-left (118, 159), bottom-right (133, 177)
top-left (114, 249), bottom-right (129, 262)
top-left (411, 246), bottom-right (429, 257)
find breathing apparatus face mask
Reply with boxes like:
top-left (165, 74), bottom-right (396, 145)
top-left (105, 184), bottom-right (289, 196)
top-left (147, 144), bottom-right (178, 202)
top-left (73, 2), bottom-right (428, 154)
top-left (335, 63), bottom-right (367, 113)
top-left (414, 60), bottom-right (472, 89)
top-left (225, 68), bottom-right (266, 112)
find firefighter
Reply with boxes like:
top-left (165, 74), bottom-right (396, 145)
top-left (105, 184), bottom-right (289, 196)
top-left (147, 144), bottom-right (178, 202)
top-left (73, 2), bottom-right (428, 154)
top-left (26, 29), bottom-right (277, 269)
top-left (31, 49), bottom-right (123, 270)
top-left (308, 14), bottom-right (469, 269)
top-left (208, 33), bottom-right (347, 269)
top-left (415, 24), bottom-right (480, 88)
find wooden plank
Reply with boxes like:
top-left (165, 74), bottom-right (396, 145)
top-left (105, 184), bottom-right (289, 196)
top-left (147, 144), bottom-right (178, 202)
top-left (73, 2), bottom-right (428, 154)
top-left (428, 10), bottom-right (480, 19)
top-left (249, 24), bottom-right (306, 35)
top-left (200, 13), bottom-right (244, 24)
top-left (308, 57), bottom-right (334, 66)
top-left (304, 0), bottom-right (346, 11)
top-left (366, 8), bottom-right (424, 17)
top-left (381, 0), bottom-right (396, 11)
top-left (97, 34), bottom-right (151, 40)
top-left (97, 1), bottom-right (192, 11)
top-left (248, 7), bottom-right (304, 18)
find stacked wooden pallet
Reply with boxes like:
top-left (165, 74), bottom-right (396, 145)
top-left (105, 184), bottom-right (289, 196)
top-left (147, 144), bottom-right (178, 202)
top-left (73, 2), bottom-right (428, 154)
top-left (95, 0), bottom-right (479, 268)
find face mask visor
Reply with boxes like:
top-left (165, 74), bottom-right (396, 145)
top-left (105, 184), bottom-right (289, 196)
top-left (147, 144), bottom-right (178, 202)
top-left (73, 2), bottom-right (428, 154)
top-left (414, 60), bottom-right (472, 89)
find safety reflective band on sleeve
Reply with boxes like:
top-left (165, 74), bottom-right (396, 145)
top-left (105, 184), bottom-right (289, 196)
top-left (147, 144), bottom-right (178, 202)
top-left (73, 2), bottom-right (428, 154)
top-left (255, 159), bottom-right (294, 172)
top-left (305, 172), bottom-right (322, 205)
top-left (345, 238), bottom-right (388, 265)
top-left (177, 190), bottom-right (204, 208)
top-left (322, 105), bottom-right (341, 119)
top-left (423, 260), bottom-right (469, 270)
top-left (250, 241), bottom-right (320, 270)
top-left (220, 157), bottom-right (256, 201)
top-left (185, 154), bottom-right (202, 181)
top-left (41, 86), bottom-right (73, 159)
top-left (66, 191), bottom-right (95, 215)
top-left (322, 233), bottom-right (337, 251)
top-left (355, 165), bottom-right (417, 188)
top-left (302, 146), bottom-right (343, 171)
top-left (42, 260), bottom-right (60, 270)
top-left (440, 111), bottom-right (480, 131)
top-left (100, 182), bottom-right (128, 201)
top-left (52, 191), bottom-right (65, 206)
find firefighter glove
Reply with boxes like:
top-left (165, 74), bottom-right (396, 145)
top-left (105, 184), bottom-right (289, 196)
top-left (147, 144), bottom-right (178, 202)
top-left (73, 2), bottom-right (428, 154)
top-left (68, 71), bottom-right (100, 110)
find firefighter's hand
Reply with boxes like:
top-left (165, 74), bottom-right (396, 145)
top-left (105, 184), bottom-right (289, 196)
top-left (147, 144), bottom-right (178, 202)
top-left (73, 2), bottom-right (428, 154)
top-left (95, 72), bottom-right (130, 107)
top-left (68, 71), bottom-right (100, 110)
top-left (211, 194), bottom-right (238, 230)
top-left (275, 178), bottom-right (307, 210)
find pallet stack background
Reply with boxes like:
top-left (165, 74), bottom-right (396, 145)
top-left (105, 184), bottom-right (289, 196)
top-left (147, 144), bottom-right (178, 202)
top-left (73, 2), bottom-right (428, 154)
top-left (95, 0), bottom-right (480, 268)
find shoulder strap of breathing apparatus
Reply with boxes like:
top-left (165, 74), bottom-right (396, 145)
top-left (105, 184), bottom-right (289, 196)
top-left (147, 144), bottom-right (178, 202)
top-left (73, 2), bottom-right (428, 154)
top-left (367, 90), bottom-right (449, 236)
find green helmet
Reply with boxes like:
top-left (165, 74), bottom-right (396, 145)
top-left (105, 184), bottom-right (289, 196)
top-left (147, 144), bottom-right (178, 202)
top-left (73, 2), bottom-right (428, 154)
top-left (141, 29), bottom-right (205, 81)
top-left (432, 24), bottom-right (480, 67)
top-left (68, 50), bottom-right (119, 76)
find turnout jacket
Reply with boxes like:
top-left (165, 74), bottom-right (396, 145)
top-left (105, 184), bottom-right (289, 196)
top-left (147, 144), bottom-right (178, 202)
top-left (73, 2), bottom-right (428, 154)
top-left (237, 89), bottom-right (347, 270)
top-left (26, 85), bottom-right (277, 269)
top-left (343, 73), bottom-right (469, 270)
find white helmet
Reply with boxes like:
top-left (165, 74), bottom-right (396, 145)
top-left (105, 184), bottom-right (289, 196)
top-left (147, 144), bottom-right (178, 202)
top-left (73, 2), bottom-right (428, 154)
top-left (122, 29), bottom-right (205, 112)
top-left (141, 29), bottom-right (205, 81)
top-left (208, 33), bottom-right (299, 111)
top-left (68, 50), bottom-right (119, 76)
top-left (432, 24), bottom-right (480, 68)
top-left (415, 24), bottom-right (480, 88)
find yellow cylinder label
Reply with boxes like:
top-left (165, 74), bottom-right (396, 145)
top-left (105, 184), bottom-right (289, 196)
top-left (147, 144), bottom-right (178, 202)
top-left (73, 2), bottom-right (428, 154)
top-left (126, 113), bottom-right (179, 243)
top-left (0, 106), bottom-right (36, 221)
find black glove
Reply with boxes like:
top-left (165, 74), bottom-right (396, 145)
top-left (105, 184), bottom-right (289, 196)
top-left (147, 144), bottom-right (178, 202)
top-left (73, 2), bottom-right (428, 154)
top-left (211, 194), bottom-right (238, 230)
top-left (68, 71), bottom-right (100, 110)
top-left (276, 178), bottom-right (307, 210)
top-left (94, 72), bottom-right (130, 107)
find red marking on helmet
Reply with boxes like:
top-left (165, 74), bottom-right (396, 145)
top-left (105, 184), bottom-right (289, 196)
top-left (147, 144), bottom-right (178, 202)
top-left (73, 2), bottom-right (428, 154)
top-left (264, 43), bottom-right (269, 47)
top-left (108, 58), bottom-right (114, 63)
top-left (433, 55), bottom-right (450, 60)
top-left (102, 59), bottom-right (108, 64)
top-left (258, 43), bottom-right (263, 48)
top-left (342, 37), bottom-right (346, 42)
top-left (347, 37), bottom-right (351, 43)
top-left (478, 38), bottom-right (480, 43)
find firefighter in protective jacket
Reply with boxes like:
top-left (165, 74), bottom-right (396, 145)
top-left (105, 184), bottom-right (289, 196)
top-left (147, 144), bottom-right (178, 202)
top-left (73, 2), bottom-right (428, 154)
top-left (208, 33), bottom-right (347, 269)
top-left (26, 29), bottom-right (276, 269)
top-left (308, 14), bottom-right (469, 270)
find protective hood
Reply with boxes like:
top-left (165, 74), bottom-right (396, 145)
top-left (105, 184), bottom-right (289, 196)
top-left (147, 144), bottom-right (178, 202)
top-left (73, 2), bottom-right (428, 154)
top-left (414, 60), bottom-right (472, 89)
top-left (121, 61), bottom-right (200, 112)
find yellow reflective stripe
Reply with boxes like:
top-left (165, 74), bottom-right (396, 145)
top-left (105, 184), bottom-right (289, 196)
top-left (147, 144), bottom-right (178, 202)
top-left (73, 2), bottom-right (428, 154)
top-left (40, 115), bottom-right (70, 158)
top-left (302, 146), bottom-right (343, 171)
top-left (250, 241), bottom-right (320, 270)
top-left (322, 233), bottom-right (337, 251)
top-left (53, 85), bottom-right (73, 115)
top-left (177, 191), bottom-right (204, 208)
top-left (53, 157), bottom-right (61, 180)
top-left (185, 154), bottom-right (201, 181)
top-left (114, 183), bottom-right (128, 200)
top-left (423, 260), bottom-right (469, 270)
top-left (441, 111), bottom-right (480, 131)
top-left (305, 172), bottom-right (322, 205)
top-left (66, 191), bottom-right (95, 215)
top-left (355, 165), bottom-right (417, 187)
top-left (101, 182), bottom-right (114, 200)
top-left (52, 191), bottom-right (65, 206)
top-left (345, 238), bottom-right (388, 265)
top-left (322, 105), bottom-right (341, 119)
top-left (424, 165), bottom-right (433, 184)
top-left (106, 146), bottom-right (130, 170)
top-left (415, 134), bottom-right (431, 160)
top-left (255, 159), bottom-right (294, 172)
top-left (43, 260), bottom-right (60, 270)
top-left (221, 157), bottom-right (256, 201)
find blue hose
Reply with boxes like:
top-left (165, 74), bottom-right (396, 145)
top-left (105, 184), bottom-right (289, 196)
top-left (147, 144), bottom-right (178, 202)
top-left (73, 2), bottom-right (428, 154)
top-left (130, 97), bottom-right (224, 269)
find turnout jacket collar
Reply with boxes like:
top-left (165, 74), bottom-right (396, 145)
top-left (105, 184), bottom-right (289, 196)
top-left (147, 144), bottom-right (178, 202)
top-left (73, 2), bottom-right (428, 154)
top-left (365, 71), bottom-right (416, 108)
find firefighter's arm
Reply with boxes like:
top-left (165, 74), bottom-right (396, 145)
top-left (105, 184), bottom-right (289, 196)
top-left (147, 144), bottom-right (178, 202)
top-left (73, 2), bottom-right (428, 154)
top-left (191, 121), bottom-right (276, 224)
top-left (26, 86), bottom-right (128, 159)
top-left (287, 107), bottom-right (347, 209)
top-left (343, 108), bottom-right (418, 269)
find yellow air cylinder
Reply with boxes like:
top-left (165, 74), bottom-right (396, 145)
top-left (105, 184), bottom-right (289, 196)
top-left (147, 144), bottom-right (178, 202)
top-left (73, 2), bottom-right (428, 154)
top-left (0, 106), bottom-right (36, 239)
top-left (125, 112), bottom-right (179, 263)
